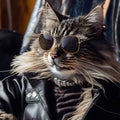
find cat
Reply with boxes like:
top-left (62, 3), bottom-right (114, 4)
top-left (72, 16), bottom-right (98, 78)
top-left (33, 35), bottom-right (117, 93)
top-left (12, 3), bottom-right (120, 120)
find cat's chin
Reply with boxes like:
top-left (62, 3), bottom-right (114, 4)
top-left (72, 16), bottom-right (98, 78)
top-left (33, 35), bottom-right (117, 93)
top-left (49, 65), bottom-right (75, 80)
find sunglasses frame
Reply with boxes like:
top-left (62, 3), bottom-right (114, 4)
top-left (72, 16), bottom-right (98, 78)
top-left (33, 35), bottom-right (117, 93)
top-left (39, 32), bottom-right (54, 51)
top-left (60, 36), bottom-right (78, 54)
top-left (39, 33), bottom-right (87, 54)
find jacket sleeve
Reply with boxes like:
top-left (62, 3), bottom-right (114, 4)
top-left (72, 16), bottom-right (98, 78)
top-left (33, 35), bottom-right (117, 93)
top-left (0, 76), bottom-right (31, 119)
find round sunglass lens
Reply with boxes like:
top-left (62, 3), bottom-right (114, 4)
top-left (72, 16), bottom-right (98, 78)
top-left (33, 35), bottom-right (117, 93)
top-left (39, 34), bottom-right (53, 50)
top-left (61, 36), bottom-right (79, 53)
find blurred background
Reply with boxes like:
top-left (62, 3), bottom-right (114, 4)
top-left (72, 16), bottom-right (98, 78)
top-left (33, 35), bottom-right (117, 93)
top-left (0, 0), bottom-right (36, 34)
top-left (0, 0), bottom-right (36, 80)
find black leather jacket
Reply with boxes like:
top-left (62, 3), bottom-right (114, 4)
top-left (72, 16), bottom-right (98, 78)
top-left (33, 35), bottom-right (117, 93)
top-left (0, 75), bottom-right (120, 120)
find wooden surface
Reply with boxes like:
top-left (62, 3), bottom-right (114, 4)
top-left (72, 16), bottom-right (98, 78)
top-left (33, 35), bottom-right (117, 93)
top-left (1, 0), bottom-right (36, 34)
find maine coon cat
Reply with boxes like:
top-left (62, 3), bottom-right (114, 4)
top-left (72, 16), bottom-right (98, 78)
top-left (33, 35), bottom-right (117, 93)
top-left (12, 3), bottom-right (120, 120)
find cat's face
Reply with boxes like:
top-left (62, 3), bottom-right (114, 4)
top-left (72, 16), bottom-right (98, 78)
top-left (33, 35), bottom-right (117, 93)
top-left (42, 33), bottom-right (79, 80)
top-left (38, 5), bottom-right (103, 80)
top-left (12, 3), bottom-right (120, 86)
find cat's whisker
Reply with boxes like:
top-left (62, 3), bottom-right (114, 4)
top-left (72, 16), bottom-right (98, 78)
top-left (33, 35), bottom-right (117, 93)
top-left (75, 58), bottom-right (120, 84)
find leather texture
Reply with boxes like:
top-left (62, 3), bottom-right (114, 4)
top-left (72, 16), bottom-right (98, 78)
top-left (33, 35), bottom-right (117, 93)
top-left (0, 76), bottom-right (51, 120)
top-left (0, 76), bottom-right (120, 120)
top-left (0, 29), bottom-right (22, 80)
top-left (104, 0), bottom-right (120, 61)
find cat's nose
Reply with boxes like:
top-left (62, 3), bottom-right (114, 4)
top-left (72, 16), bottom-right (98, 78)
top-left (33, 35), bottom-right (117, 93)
top-left (50, 53), bottom-right (57, 59)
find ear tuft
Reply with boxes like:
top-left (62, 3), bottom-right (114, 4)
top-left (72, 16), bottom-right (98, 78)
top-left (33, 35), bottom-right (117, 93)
top-left (45, 2), bottom-right (59, 22)
top-left (84, 5), bottom-right (103, 25)
top-left (40, 2), bottom-right (68, 31)
top-left (45, 2), bottom-right (68, 22)
top-left (80, 5), bottom-right (104, 36)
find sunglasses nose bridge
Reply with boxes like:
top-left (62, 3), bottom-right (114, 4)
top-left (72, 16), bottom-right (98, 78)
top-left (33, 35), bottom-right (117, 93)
top-left (50, 42), bottom-right (59, 59)
top-left (51, 42), bottom-right (58, 50)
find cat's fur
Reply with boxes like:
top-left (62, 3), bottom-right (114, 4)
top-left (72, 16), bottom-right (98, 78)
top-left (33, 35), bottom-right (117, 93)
top-left (12, 3), bottom-right (120, 120)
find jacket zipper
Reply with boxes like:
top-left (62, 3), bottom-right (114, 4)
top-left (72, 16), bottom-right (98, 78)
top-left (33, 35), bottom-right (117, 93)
top-left (37, 91), bottom-right (51, 120)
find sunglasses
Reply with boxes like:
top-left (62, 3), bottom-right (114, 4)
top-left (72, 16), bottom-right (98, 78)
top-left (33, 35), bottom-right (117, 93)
top-left (39, 33), bottom-right (86, 54)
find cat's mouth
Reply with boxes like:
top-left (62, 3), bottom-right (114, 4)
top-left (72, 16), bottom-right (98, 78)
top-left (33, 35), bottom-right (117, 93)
top-left (49, 61), bottom-right (75, 80)
top-left (52, 63), bottom-right (66, 72)
top-left (48, 56), bottom-right (64, 70)
top-left (52, 59), bottom-right (61, 68)
top-left (48, 55), bottom-right (75, 79)
top-left (51, 59), bottom-right (70, 71)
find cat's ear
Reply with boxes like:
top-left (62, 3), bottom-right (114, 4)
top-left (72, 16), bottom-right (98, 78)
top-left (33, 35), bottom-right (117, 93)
top-left (80, 5), bottom-right (103, 36)
top-left (84, 5), bottom-right (103, 23)
top-left (41, 2), bottom-right (68, 31)
top-left (46, 2), bottom-right (68, 22)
